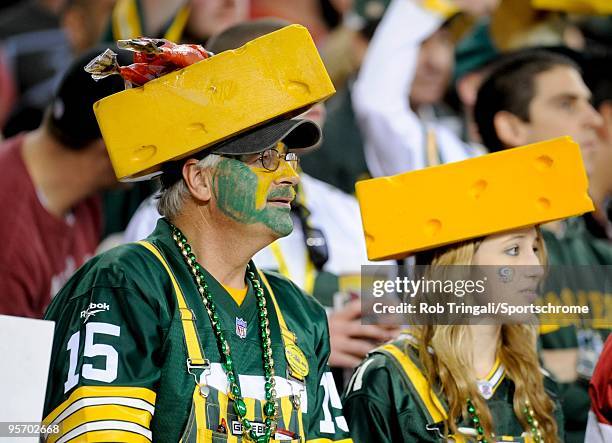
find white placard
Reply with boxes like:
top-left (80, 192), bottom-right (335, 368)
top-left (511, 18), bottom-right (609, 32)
top-left (0, 315), bottom-right (55, 442)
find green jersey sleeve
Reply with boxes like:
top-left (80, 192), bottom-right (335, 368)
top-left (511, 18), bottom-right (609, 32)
top-left (306, 307), bottom-right (352, 442)
top-left (343, 353), bottom-right (414, 443)
top-left (42, 245), bottom-right (172, 442)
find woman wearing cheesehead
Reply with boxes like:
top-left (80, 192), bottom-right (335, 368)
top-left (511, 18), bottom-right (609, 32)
top-left (343, 137), bottom-right (595, 442)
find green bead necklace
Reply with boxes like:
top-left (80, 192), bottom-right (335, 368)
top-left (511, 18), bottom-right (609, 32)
top-left (466, 398), bottom-right (543, 443)
top-left (171, 224), bottom-right (278, 443)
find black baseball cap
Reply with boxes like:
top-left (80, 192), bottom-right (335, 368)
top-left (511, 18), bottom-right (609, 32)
top-left (160, 117), bottom-right (322, 188)
top-left (47, 45), bottom-right (131, 149)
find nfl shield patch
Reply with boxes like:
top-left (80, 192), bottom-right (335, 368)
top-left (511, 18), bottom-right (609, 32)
top-left (235, 317), bottom-right (247, 339)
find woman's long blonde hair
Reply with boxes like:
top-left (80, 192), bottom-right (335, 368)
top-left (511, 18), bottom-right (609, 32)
top-left (411, 230), bottom-right (559, 442)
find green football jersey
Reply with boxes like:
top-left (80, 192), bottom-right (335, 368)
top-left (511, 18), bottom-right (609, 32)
top-left (42, 219), bottom-right (352, 443)
top-left (343, 336), bottom-right (564, 443)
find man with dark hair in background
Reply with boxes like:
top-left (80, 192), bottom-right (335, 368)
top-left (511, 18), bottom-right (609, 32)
top-left (0, 47), bottom-right (126, 318)
top-left (474, 47), bottom-right (611, 443)
top-left (474, 49), bottom-right (601, 169)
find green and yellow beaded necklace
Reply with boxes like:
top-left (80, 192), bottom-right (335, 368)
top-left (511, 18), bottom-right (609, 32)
top-left (466, 398), bottom-right (543, 443)
top-left (171, 224), bottom-right (278, 443)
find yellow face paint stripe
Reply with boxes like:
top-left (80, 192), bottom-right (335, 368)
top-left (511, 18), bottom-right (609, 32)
top-left (253, 167), bottom-right (280, 210)
top-left (381, 344), bottom-right (448, 423)
top-left (47, 404), bottom-right (152, 443)
top-left (43, 386), bottom-right (156, 425)
top-left (251, 142), bottom-right (299, 210)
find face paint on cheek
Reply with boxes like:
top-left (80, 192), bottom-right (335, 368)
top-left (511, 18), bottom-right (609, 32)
top-left (212, 158), bottom-right (295, 236)
top-left (213, 158), bottom-right (259, 224)
top-left (252, 167), bottom-right (278, 210)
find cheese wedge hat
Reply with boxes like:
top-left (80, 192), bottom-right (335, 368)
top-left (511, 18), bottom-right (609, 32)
top-left (92, 24), bottom-right (335, 181)
top-left (356, 137), bottom-right (594, 261)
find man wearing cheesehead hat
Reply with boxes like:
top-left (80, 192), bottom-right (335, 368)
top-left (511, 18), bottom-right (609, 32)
top-left (344, 136), bottom-right (597, 441)
top-left (42, 26), bottom-right (352, 443)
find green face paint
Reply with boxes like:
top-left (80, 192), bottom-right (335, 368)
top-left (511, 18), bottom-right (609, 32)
top-left (212, 157), bottom-right (296, 236)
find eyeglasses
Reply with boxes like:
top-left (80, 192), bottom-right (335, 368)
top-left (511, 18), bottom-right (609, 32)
top-left (236, 148), bottom-right (300, 172)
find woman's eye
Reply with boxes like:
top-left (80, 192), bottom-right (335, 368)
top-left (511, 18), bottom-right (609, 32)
top-left (505, 246), bottom-right (519, 256)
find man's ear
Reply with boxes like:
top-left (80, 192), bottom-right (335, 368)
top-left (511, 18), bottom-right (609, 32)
top-left (182, 159), bottom-right (212, 203)
top-left (493, 110), bottom-right (530, 148)
top-left (597, 101), bottom-right (612, 140)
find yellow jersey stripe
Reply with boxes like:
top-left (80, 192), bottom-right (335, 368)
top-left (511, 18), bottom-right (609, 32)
top-left (47, 396), bottom-right (154, 429)
top-left (483, 357), bottom-right (501, 381)
top-left (44, 386), bottom-right (156, 425)
top-left (381, 344), bottom-right (448, 423)
top-left (48, 404), bottom-right (152, 443)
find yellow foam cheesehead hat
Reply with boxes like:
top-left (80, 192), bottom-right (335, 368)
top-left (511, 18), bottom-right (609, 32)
top-left (93, 24), bottom-right (335, 181)
top-left (356, 137), bottom-right (594, 261)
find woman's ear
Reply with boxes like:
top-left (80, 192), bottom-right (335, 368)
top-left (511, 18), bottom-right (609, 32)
top-left (493, 110), bottom-right (529, 148)
top-left (182, 159), bottom-right (212, 203)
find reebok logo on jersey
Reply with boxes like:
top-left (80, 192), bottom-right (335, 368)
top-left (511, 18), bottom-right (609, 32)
top-left (80, 303), bottom-right (110, 322)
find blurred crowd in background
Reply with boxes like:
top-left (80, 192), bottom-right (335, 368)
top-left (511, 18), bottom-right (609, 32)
top-left (0, 1), bottom-right (611, 441)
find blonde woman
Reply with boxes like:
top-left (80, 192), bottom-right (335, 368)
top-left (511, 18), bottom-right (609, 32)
top-left (344, 138), bottom-right (593, 442)
top-left (345, 228), bottom-right (562, 442)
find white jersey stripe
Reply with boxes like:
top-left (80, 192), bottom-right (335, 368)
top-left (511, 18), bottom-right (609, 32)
top-left (349, 358), bottom-right (375, 392)
top-left (49, 397), bottom-right (154, 427)
top-left (56, 420), bottom-right (152, 443)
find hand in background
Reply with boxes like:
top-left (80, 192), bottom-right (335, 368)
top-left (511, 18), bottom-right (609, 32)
top-left (328, 299), bottom-right (400, 368)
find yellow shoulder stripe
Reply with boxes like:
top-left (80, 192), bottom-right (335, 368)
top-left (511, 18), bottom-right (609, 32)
top-left (43, 386), bottom-right (156, 426)
top-left (538, 324), bottom-right (561, 335)
top-left (47, 403), bottom-right (153, 443)
top-left (380, 344), bottom-right (448, 423)
top-left (137, 241), bottom-right (207, 366)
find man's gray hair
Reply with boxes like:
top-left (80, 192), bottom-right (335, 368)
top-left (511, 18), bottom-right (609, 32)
top-left (157, 154), bottom-right (221, 220)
